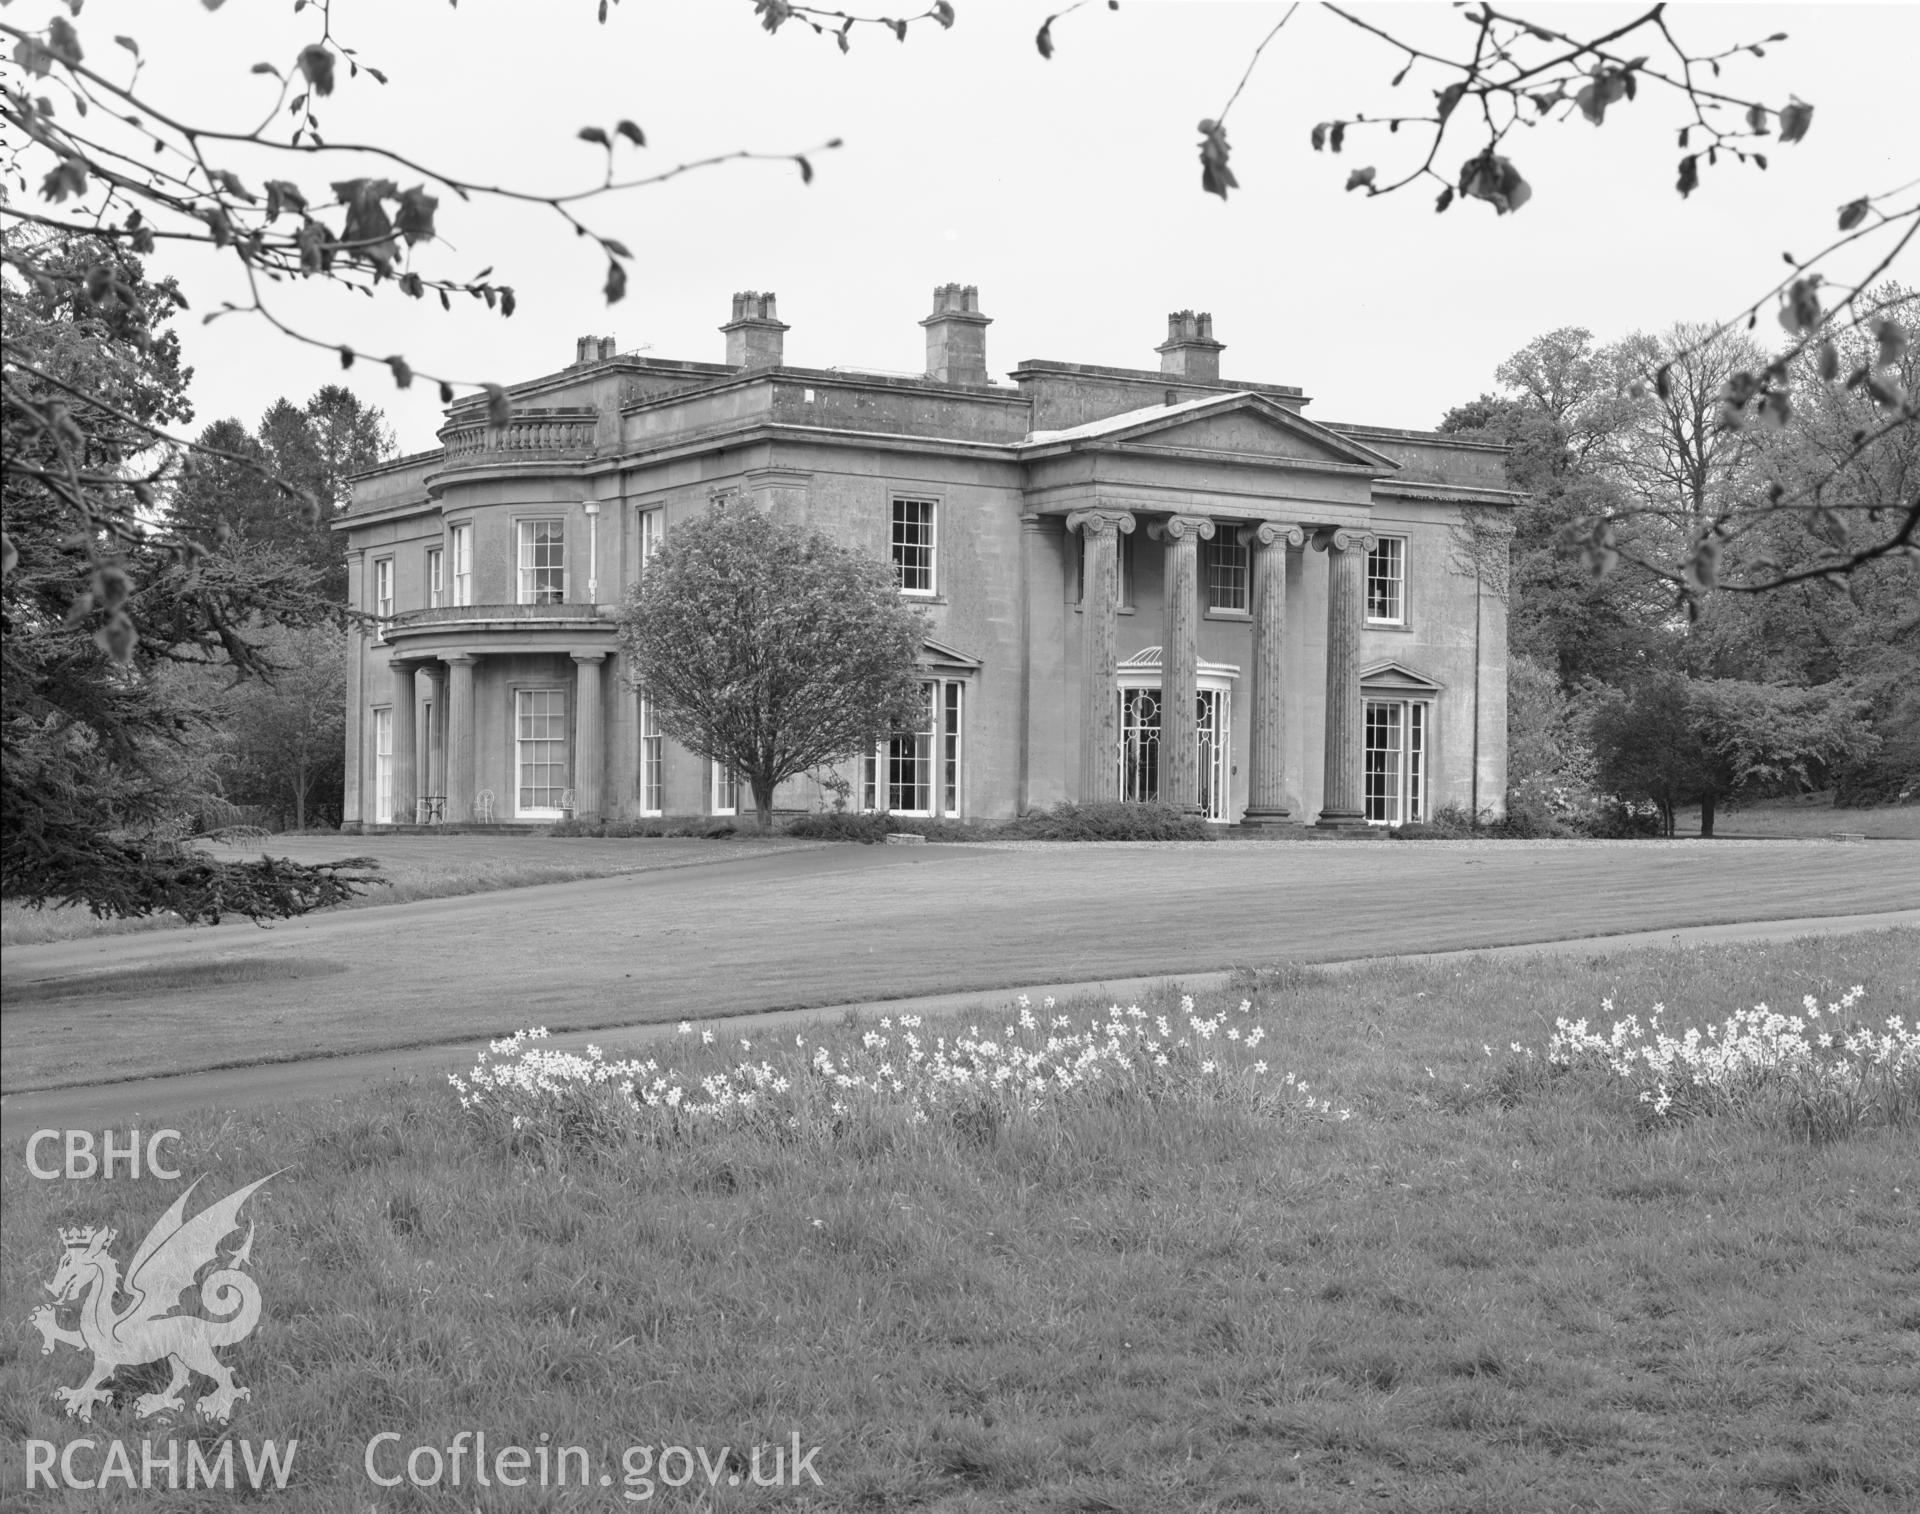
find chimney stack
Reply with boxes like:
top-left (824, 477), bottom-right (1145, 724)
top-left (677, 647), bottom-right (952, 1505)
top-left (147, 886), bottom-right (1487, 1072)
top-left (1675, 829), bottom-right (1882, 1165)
top-left (573, 335), bottom-right (617, 366)
top-left (921, 283), bottom-right (991, 387)
top-left (721, 292), bottom-right (789, 368)
top-left (1156, 310), bottom-right (1224, 382)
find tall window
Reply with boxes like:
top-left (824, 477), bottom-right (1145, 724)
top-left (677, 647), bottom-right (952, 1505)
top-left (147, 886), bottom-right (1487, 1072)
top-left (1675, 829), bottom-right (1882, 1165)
top-left (862, 680), bottom-right (964, 817)
top-left (517, 519), bottom-right (566, 605)
top-left (1365, 698), bottom-right (1427, 825)
top-left (426, 547), bottom-right (444, 609)
top-left (1077, 531), bottom-right (1135, 608)
top-left (1367, 537), bottom-right (1406, 625)
top-left (711, 761), bottom-right (740, 816)
top-left (942, 681), bottom-right (963, 816)
top-left (449, 523), bottom-right (472, 606)
top-left (373, 557), bottom-right (394, 621)
top-left (638, 694), bottom-right (663, 815)
top-left (1204, 531), bottom-right (1249, 613)
top-left (1118, 686), bottom-right (1230, 822)
top-left (515, 688), bottom-right (568, 818)
top-left (371, 707), bottom-right (393, 823)
top-left (637, 508), bottom-right (663, 572)
top-left (891, 497), bottom-right (937, 596)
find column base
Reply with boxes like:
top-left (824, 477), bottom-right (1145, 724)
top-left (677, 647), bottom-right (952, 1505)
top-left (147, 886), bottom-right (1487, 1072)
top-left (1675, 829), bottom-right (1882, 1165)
top-left (1238, 807), bottom-right (1295, 827)
top-left (1314, 811), bottom-right (1384, 837)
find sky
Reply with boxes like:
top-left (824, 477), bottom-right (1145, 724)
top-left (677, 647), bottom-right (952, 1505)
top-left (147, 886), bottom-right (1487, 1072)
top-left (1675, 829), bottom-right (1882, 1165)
top-left (17, 1), bottom-right (1918, 454)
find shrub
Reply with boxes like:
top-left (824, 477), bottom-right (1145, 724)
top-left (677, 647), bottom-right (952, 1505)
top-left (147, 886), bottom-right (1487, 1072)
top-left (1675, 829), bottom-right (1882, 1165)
top-left (1532, 985), bottom-right (1918, 1140)
top-left (998, 801), bottom-right (1216, 842)
top-left (449, 995), bottom-right (1347, 1158)
top-left (785, 812), bottom-right (891, 844)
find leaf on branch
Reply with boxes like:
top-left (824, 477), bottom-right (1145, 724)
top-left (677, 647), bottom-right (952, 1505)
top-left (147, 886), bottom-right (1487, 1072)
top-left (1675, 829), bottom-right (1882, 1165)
top-left (615, 119), bottom-right (646, 146)
top-left (500, 286), bottom-right (517, 318)
top-left (1436, 83), bottom-right (1466, 122)
top-left (604, 260), bottom-right (627, 304)
top-left (94, 612), bottom-right (137, 666)
top-left (262, 180), bottom-right (307, 224)
top-left (1330, 121), bottom-right (1347, 154)
top-left (40, 157), bottom-right (89, 202)
top-left (579, 125), bottom-right (612, 148)
top-left (252, 62), bottom-right (282, 77)
top-left (1035, 19), bottom-right (1054, 59)
top-left (1817, 339), bottom-right (1839, 381)
top-left (1458, 151), bottom-right (1531, 215)
top-left (439, 381), bottom-right (455, 403)
top-left (1435, 185), bottom-right (1454, 213)
top-left (795, 154), bottom-right (814, 184)
top-left (396, 184), bottom-right (438, 243)
top-left (46, 17), bottom-right (82, 65)
top-left (1777, 100), bottom-right (1813, 143)
top-left (1745, 103), bottom-right (1770, 136)
top-left (757, 0), bottom-right (794, 33)
top-left (339, 345), bottom-right (354, 369)
top-left (1675, 154), bottom-right (1699, 198)
top-left (297, 44), bottom-right (336, 97)
top-left (211, 168), bottom-right (257, 203)
top-left (388, 356), bottom-right (413, 389)
top-left (1197, 119), bottom-right (1236, 200)
top-left (1654, 364), bottom-right (1672, 400)
top-left (367, 66), bottom-right (388, 84)
top-left (484, 383), bottom-right (512, 427)
top-left (1311, 122), bottom-right (1328, 152)
top-left (1872, 318), bottom-right (1909, 368)
top-left (115, 34), bottom-right (140, 56)
top-left (934, 1), bottom-right (956, 27)
top-left (1777, 276), bottom-right (1821, 336)
top-left (1837, 197), bottom-right (1870, 232)
top-left (1345, 166), bottom-right (1377, 193)
top-left (603, 237), bottom-right (633, 259)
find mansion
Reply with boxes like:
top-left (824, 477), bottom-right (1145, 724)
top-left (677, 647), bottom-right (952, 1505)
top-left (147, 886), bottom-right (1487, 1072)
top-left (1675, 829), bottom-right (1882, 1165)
top-left (338, 288), bottom-right (1518, 829)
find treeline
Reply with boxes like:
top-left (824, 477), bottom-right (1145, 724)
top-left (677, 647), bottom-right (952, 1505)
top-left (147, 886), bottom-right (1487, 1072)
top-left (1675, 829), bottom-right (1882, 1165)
top-left (161, 388), bottom-right (392, 831)
top-left (1444, 289), bottom-right (1918, 835)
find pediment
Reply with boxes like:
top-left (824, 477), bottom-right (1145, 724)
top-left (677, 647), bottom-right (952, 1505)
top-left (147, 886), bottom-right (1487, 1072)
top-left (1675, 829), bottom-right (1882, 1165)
top-left (920, 637), bottom-right (982, 671)
top-left (1021, 392), bottom-right (1399, 473)
top-left (1360, 659), bottom-right (1445, 693)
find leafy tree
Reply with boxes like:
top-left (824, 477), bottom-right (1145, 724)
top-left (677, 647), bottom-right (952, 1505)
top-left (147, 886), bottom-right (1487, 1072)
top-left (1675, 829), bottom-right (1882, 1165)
top-left (618, 505), bottom-right (928, 834)
top-left (2, 230), bottom-right (375, 920)
top-left (217, 622), bottom-right (350, 832)
top-left (171, 388), bottom-right (392, 601)
top-left (1588, 673), bottom-right (1877, 837)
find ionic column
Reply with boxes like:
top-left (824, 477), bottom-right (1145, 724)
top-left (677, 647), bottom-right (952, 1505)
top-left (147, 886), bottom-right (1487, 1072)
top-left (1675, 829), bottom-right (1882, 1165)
top-left (1065, 508), bottom-right (1135, 801)
top-left (422, 663), bottom-right (449, 807)
top-left (1315, 528), bottom-right (1376, 829)
top-left (447, 654), bottom-right (477, 823)
top-left (1241, 521), bottom-right (1305, 824)
top-left (1149, 514), bottom-right (1215, 813)
top-left (572, 651), bottom-right (607, 820)
top-left (389, 660), bottom-right (419, 825)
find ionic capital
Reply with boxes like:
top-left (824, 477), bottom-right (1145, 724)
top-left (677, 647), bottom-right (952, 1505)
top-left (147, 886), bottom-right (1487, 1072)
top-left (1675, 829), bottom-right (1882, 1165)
top-left (1064, 508), bottom-right (1136, 539)
top-left (447, 653), bottom-right (479, 667)
top-left (1147, 513), bottom-right (1216, 544)
top-left (1313, 527), bottom-right (1378, 554)
top-left (1240, 521), bottom-right (1306, 550)
top-left (570, 650), bottom-right (609, 666)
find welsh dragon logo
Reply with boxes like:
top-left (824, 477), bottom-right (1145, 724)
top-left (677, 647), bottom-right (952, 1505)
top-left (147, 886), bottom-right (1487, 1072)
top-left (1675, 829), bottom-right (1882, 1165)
top-left (28, 1174), bottom-right (277, 1424)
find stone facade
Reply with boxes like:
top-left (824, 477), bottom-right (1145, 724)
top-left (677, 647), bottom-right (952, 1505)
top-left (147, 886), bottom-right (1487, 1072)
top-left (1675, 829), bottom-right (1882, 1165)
top-left (337, 291), bottom-right (1518, 830)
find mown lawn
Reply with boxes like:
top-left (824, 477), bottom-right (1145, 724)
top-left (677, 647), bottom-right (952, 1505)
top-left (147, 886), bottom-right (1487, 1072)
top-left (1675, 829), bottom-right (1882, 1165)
top-left (3, 931), bottom-right (1915, 1511)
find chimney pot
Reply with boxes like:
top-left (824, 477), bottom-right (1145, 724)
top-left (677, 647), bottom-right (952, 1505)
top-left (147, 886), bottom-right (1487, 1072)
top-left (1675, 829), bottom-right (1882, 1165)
top-left (921, 283), bottom-right (992, 386)
top-left (721, 290), bottom-right (789, 368)
top-left (1156, 308), bottom-right (1225, 382)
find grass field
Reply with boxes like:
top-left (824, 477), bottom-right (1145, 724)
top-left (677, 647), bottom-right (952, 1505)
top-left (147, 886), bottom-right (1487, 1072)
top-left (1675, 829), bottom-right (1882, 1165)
top-left (5, 931), bottom-right (1915, 1511)
top-left (1668, 793), bottom-right (1920, 841)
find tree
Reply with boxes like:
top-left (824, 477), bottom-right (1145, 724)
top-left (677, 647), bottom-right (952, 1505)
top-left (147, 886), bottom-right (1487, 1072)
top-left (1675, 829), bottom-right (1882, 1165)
top-left (618, 505), bottom-right (928, 833)
top-left (1588, 672), bottom-right (1876, 836)
top-left (170, 388), bottom-right (393, 601)
top-left (218, 623), bottom-right (350, 832)
top-left (2, 229), bottom-right (375, 921)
